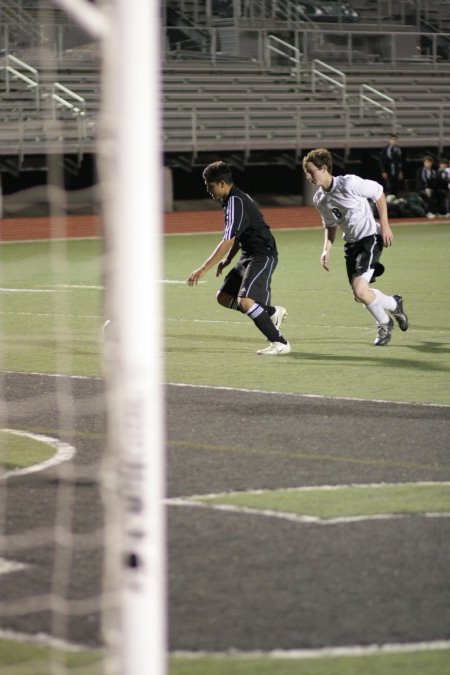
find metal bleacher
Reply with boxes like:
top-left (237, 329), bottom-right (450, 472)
top-left (163, 0), bottom-right (450, 166)
top-left (0, 0), bottom-right (99, 168)
top-left (0, 0), bottom-right (449, 173)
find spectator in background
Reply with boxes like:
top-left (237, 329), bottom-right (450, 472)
top-left (415, 155), bottom-right (438, 218)
top-left (379, 133), bottom-right (404, 196)
top-left (436, 158), bottom-right (450, 217)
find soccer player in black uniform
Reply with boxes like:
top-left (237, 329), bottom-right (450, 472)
top-left (187, 161), bottom-right (290, 355)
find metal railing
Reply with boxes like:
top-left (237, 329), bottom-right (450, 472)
top-left (311, 59), bottom-right (347, 104)
top-left (4, 53), bottom-right (39, 107)
top-left (51, 81), bottom-right (86, 117)
top-left (164, 26), bottom-right (450, 68)
top-left (266, 34), bottom-right (302, 82)
top-left (0, 52), bottom-right (92, 164)
top-left (359, 83), bottom-right (396, 120)
top-left (163, 98), bottom-right (450, 157)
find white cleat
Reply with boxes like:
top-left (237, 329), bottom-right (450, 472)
top-left (271, 305), bottom-right (287, 331)
top-left (257, 341), bottom-right (291, 355)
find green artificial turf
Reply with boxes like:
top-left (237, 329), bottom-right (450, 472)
top-left (196, 483), bottom-right (450, 519)
top-left (1, 223), bottom-right (449, 404)
top-left (0, 429), bottom-right (55, 471)
top-left (0, 239), bottom-right (104, 377)
top-left (165, 222), bottom-right (450, 405)
top-left (169, 649), bottom-right (450, 675)
top-left (1, 223), bottom-right (449, 675)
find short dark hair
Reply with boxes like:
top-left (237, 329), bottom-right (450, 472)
top-left (202, 161), bottom-right (233, 184)
top-left (302, 148), bottom-right (333, 173)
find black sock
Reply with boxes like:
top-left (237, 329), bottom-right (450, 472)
top-left (246, 303), bottom-right (287, 344)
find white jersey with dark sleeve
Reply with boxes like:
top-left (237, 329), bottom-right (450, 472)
top-left (313, 174), bottom-right (384, 242)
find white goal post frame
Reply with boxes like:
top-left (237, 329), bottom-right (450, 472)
top-left (51, 1), bottom-right (166, 674)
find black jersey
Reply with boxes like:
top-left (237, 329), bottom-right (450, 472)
top-left (221, 186), bottom-right (277, 257)
top-left (379, 143), bottom-right (403, 177)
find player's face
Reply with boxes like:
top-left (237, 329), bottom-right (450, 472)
top-left (303, 162), bottom-right (329, 188)
top-left (205, 179), bottom-right (228, 201)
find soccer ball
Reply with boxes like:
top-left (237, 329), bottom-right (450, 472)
top-left (103, 319), bottom-right (112, 339)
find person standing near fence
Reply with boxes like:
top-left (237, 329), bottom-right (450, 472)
top-left (187, 160), bottom-right (290, 355)
top-left (436, 157), bottom-right (450, 217)
top-left (379, 133), bottom-right (404, 196)
top-left (415, 155), bottom-right (439, 218)
top-left (302, 147), bottom-right (409, 347)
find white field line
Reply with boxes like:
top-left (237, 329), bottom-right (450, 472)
top-left (167, 481), bottom-right (450, 526)
top-left (172, 640), bottom-right (450, 659)
top-left (166, 316), bottom-right (450, 335)
top-left (0, 311), bottom-right (448, 338)
top-left (165, 219), bottom-right (450, 237)
top-left (181, 480), bottom-right (450, 500)
top-left (0, 311), bottom-right (101, 318)
top-left (166, 497), bottom-right (450, 526)
top-left (0, 371), bottom-right (448, 406)
top-left (41, 280), bottom-right (192, 289)
top-left (0, 429), bottom-right (76, 479)
top-left (1, 629), bottom-right (448, 659)
top-left (0, 558), bottom-right (27, 575)
top-left (0, 236), bottom-right (101, 245)
top-left (168, 381), bottom-right (450, 409)
top-left (0, 288), bottom-right (58, 293)
top-left (0, 629), bottom-right (92, 653)
top-left (0, 370), bottom-right (101, 380)
top-left (0, 219), bottom-right (444, 245)
top-left (41, 284), bottom-right (104, 290)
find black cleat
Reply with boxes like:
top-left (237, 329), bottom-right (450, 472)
top-left (374, 318), bottom-right (394, 346)
top-left (391, 295), bottom-right (409, 331)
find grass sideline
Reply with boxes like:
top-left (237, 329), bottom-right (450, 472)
top-left (0, 642), bottom-right (449, 675)
top-left (169, 650), bottom-right (450, 675)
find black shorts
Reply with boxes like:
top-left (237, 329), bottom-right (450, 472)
top-left (219, 253), bottom-right (278, 306)
top-left (344, 234), bottom-right (384, 284)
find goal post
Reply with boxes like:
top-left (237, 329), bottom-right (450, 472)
top-left (99, 0), bottom-right (166, 673)
top-left (54, 0), bottom-right (167, 672)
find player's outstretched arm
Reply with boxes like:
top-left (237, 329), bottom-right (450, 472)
top-left (216, 238), bottom-right (240, 277)
top-left (187, 237), bottom-right (235, 286)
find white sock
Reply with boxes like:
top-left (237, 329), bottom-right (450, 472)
top-left (366, 288), bottom-right (393, 324)
top-left (372, 288), bottom-right (396, 312)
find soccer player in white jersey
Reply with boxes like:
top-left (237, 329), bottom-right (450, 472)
top-left (302, 148), bottom-right (408, 346)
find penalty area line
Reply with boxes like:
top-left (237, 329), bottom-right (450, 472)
top-left (165, 497), bottom-right (450, 527)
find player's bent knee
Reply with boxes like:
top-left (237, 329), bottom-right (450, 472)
top-left (217, 291), bottom-right (231, 307)
top-left (238, 297), bottom-right (253, 313)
